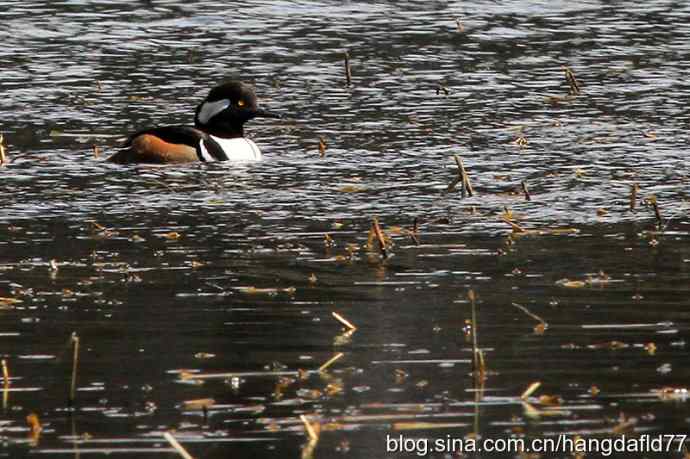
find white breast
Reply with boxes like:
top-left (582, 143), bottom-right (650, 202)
top-left (211, 136), bottom-right (262, 161)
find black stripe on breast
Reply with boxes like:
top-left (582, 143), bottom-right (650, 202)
top-left (201, 137), bottom-right (229, 161)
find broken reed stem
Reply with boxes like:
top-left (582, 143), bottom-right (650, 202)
top-left (454, 155), bottom-right (474, 196)
top-left (521, 181), bottom-right (531, 201)
top-left (372, 217), bottom-right (388, 258)
top-left (468, 290), bottom-right (479, 375)
top-left (70, 409), bottom-right (78, 455)
top-left (562, 66), bottom-right (580, 95)
top-left (70, 332), bottom-right (79, 405)
top-left (521, 381), bottom-right (542, 400)
top-left (344, 51), bottom-right (352, 86)
top-left (2, 360), bottom-right (8, 410)
top-left (300, 415), bottom-right (319, 441)
top-left (323, 232), bottom-right (334, 247)
top-left (477, 349), bottom-right (486, 381)
top-left (409, 217), bottom-right (420, 245)
top-left (1, 360), bottom-right (8, 386)
top-left (1, 360), bottom-right (8, 410)
top-left (629, 183), bottom-right (639, 211)
top-left (521, 400), bottom-right (541, 419)
top-left (649, 196), bottom-right (662, 224)
top-left (318, 352), bottom-right (344, 373)
top-left (26, 412), bottom-right (42, 437)
top-left (445, 175), bottom-right (463, 195)
top-left (0, 134), bottom-right (6, 165)
top-left (318, 137), bottom-right (326, 158)
top-left (163, 432), bottom-right (195, 459)
top-left (332, 311), bottom-right (357, 331)
top-left (436, 84), bottom-right (449, 96)
top-left (453, 155), bottom-right (466, 198)
top-left (501, 217), bottom-right (526, 233)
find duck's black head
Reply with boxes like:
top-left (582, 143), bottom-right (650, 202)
top-left (194, 81), bottom-right (279, 138)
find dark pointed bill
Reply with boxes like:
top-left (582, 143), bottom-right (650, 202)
top-left (254, 108), bottom-right (282, 119)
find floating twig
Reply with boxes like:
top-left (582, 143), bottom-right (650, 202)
top-left (562, 65), bottom-right (581, 95)
top-left (371, 217), bottom-right (388, 258)
top-left (163, 432), bottom-right (194, 459)
top-left (511, 302), bottom-right (548, 332)
top-left (521, 181), bottom-right (531, 201)
top-left (511, 302), bottom-right (545, 324)
top-left (181, 398), bottom-right (215, 411)
top-left (70, 332), bottom-right (79, 405)
top-left (318, 352), bottom-right (344, 373)
top-left (332, 311), bottom-right (357, 331)
top-left (521, 381), bottom-right (542, 400)
top-left (630, 183), bottom-right (639, 211)
top-left (344, 51), bottom-right (352, 86)
top-left (181, 370), bottom-right (302, 380)
top-left (236, 286), bottom-right (296, 296)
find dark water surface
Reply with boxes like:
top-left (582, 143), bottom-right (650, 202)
top-left (1, 1), bottom-right (690, 457)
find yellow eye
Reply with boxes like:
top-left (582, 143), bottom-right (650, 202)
top-left (237, 100), bottom-right (245, 107)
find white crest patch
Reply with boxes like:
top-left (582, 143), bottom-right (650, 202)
top-left (210, 136), bottom-right (262, 161)
top-left (197, 98), bottom-right (230, 125)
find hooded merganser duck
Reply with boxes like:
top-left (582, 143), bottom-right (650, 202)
top-left (107, 81), bottom-right (280, 164)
